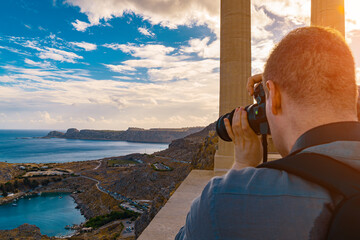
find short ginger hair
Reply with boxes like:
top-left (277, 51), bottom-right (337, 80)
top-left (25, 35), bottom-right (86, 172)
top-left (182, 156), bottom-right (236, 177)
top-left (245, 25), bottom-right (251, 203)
top-left (263, 26), bottom-right (357, 112)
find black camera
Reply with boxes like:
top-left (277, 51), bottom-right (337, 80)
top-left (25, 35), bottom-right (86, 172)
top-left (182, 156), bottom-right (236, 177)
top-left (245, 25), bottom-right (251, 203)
top-left (216, 84), bottom-right (270, 142)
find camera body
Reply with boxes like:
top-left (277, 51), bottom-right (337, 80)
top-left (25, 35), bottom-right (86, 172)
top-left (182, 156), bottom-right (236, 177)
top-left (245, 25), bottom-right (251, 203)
top-left (216, 84), bottom-right (270, 142)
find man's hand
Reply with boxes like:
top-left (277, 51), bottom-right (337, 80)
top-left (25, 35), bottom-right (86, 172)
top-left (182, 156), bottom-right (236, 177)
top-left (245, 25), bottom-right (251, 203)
top-left (247, 73), bottom-right (263, 96)
top-left (224, 107), bottom-right (262, 170)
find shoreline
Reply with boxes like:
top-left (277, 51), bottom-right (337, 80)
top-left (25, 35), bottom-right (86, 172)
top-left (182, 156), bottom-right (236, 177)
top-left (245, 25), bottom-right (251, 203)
top-left (0, 190), bottom-right (75, 206)
top-left (40, 137), bottom-right (172, 145)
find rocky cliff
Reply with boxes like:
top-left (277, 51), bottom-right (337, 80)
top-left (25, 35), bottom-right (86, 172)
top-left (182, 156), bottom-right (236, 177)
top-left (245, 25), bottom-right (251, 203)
top-left (0, 162), bottom-right (21, 183)
top-left (156, 122), bottom-right (217, 165)
top-left (44, 127), bottom-right (204, 143)
top-left (0, 224), bottom-right (49, 240)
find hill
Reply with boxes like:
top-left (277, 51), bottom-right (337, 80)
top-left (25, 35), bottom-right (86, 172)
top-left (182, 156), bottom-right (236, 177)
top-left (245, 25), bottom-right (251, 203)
top-left (43, 127), bottom-right (204, 143)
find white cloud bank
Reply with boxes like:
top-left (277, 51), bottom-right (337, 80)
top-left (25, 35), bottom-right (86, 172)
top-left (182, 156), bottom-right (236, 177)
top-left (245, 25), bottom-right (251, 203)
top-left (103, 41), bottom-right (219, 82)
top-left (0, 61), bottom-right (219, 129)
top-left (65, 0), bottom-right (220, 35)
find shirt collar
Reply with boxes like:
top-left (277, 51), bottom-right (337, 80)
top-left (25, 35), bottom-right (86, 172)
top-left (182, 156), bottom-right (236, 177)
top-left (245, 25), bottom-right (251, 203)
top-left (289, 121), bottom-right (360, 156)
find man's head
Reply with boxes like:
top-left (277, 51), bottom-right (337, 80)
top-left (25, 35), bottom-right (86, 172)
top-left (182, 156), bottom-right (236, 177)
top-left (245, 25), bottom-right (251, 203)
top-left (263, 26), bottom-right (358, 156)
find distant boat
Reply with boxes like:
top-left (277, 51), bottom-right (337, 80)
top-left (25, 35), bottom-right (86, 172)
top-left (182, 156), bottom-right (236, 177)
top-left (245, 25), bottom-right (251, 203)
top-left (12, 203), bottom-right (17, 207)
top-left (59, 196), bottom-right (63, 199)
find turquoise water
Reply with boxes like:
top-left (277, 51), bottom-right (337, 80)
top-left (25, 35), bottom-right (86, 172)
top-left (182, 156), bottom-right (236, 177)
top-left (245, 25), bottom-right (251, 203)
top-left (0, 193), bottom-right (85, 237)
top-left (0, 130), bottom-right (168, 163)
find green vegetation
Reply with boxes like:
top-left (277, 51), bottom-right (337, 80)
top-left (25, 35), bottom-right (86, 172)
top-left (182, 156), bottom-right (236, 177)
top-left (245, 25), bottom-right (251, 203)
top-left (85, 210), bottom-right (139, 229)
top-left (107, 158), bottom-right (139, 167)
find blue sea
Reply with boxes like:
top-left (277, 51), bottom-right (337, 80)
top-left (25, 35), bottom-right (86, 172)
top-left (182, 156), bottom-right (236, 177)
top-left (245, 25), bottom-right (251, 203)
top-left (0, 193), bottom-right (85, 237)
top-left (0, 130), bottom-right (169, 163)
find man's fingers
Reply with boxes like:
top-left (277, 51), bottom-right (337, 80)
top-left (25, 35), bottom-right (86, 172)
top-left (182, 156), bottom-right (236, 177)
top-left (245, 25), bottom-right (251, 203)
top-left (240, 109), bottom-right (256, 138)
top-left (224, 118), bottom-right (235, 141)
top-left (247, 74), bottom-right (263, 96)
top-left (232, 108), bottom-right (244, 138)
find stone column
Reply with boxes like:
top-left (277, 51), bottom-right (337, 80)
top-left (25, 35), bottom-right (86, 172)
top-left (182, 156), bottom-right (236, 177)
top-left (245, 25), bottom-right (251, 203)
top-left (214, 0), bottom-right (252, 173)
top-left (311, 0), bottom-right (345, 36)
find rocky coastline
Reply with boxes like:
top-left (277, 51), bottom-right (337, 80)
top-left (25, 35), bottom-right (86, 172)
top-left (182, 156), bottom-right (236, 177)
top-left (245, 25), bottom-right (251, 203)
top-left (43, 126), bottom-right (204, 143)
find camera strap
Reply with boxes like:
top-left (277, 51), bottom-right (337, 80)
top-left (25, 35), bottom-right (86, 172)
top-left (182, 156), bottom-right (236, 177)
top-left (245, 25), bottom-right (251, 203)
top-left (261, 134), bottom-right (268, 162)
top-left (289, 121), bottom-right (360, 156)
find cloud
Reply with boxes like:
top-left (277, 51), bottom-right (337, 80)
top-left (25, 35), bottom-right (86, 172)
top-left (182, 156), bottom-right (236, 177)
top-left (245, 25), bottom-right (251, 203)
top-left (65, 0), bottom-right (220, 35)
top-left (24, 59), bottom-right (52, 68)
top-left (38, 47), bottom-right (83, 63)
top-left (181, 37), bottom-right (219, 59)
top-left (113, 76), bottom-right (133, 80)
top-left (71, 19), bottom-right (92, 32)
top-left (2, 35), bottom-right (85, 64)
top-left (251, 5), bottom-right (274, 41)
top-left (103, 43), bottom-right (175, 59)
top-left (252, 0), bottom-right (310, 25)
top-left (22, 40), bottom-right (83, 63)
top-left (0, 45), bottom-right (30, 56)
top-left (104, 64), bottom-right (136, 74)
top-left (103, 41), bottom-right (219, 82)
top-left (70, 41), bottom-right (97, 51)
top-left (138, 27), bottom-right (155, 37)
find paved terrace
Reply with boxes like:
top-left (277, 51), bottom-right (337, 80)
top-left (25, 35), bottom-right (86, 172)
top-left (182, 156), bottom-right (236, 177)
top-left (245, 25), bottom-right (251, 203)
top-left (138, 154), bottom-right (281, 240)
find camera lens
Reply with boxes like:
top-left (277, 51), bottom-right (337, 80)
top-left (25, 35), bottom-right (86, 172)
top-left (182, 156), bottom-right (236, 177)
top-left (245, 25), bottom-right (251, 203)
top-left (216, 109), bottom-right (235, 142)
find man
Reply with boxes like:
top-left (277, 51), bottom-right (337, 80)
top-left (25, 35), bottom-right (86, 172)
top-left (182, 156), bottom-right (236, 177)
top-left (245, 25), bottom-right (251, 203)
top-left (175, 26), bottom-right (359, 239)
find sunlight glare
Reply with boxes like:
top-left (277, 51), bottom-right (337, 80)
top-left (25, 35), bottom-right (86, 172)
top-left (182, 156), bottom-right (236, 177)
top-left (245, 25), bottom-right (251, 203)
top-left (345, 0), bottom-right (360, 33)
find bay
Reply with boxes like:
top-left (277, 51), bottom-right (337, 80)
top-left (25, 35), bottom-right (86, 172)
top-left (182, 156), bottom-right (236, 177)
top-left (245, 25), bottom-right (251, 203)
top-left (0, 130), bottom-right (169, 163)
top-left (0, 193), bottom-right (85, 237)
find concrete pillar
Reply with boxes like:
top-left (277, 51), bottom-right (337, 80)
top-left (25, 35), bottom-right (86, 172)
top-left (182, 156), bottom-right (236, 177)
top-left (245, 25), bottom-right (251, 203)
top-left (214, 0), bottom-right (252, 173)
top-left (311, 0), bottom-right (345, 36)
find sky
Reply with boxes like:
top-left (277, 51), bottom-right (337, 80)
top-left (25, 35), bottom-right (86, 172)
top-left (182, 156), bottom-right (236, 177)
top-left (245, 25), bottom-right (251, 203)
top-left (0, 0), bottom-right (359, 130)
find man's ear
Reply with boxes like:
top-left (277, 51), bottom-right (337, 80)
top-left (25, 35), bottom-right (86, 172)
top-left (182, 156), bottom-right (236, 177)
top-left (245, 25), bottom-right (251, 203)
top-left (266, 80), bottom-right (281, 115)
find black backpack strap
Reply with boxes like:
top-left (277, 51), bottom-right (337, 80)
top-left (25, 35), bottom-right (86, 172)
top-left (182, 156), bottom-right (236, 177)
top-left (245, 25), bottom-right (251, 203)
top-left (258, 152), bottom-right (360, 199)
top-left (259, 152), bottom-right (360, 240)
top-left (290, 122), bottom-right (360, 155)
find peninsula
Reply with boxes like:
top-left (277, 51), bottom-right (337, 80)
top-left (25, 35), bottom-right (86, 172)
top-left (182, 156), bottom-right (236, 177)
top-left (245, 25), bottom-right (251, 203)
top-left (43, 127), bottom-right (204, 143)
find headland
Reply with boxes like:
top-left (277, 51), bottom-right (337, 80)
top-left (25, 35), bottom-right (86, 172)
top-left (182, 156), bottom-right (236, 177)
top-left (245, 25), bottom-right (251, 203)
top-left (43, 126), bottom-right (204, 143)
